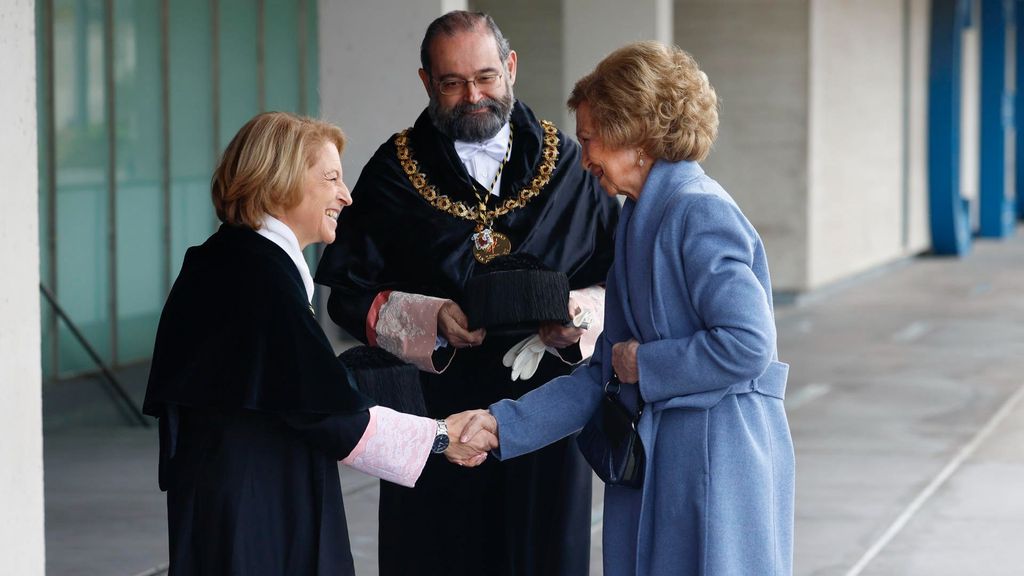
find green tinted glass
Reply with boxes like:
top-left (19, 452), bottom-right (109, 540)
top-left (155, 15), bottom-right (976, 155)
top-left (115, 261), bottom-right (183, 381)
top-left (218, 0), bottom-right (260, 150)
top-left (53, 0), bottom-right (113, 375)
top-left (39, 0), bottom-right (319, 378)
top-left (265, 0), bottom-right (300, 113)
top-left (168, 0), bottom-right (215, 277)
top-left (114, 0), bottom-right (165, 363)
top-left (37, 0), bottom-right (55, 379)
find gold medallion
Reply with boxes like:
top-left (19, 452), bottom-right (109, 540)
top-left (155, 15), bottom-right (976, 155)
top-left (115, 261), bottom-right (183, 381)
top-left (472, 227), bottom-right (512, 263)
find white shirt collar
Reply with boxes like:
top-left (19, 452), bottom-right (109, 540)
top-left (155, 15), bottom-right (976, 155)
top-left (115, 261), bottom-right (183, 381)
top-left (453, 122), bottom-right (511, 162)
top-left (453, 122), bottom-right (511, 196)
top-left (257, 214), bottom-right (315, 303)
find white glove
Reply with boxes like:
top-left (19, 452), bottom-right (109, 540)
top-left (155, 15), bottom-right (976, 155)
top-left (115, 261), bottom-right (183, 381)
top-left (502, 309), bottom-right (594, 381)
top-left (510, 334), bottom-right (548, 381)
top-left (572, 309), bottom-right (594, 331)
top-left (501, 335), bottom-right (532, 369)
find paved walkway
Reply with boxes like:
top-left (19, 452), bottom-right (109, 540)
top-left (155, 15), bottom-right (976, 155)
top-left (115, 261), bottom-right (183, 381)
top-left (43, 232), bottom-right (1024, 575)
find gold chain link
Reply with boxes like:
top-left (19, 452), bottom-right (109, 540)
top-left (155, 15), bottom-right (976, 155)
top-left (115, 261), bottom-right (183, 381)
top-left (394, 121), bottom-right (560, 225)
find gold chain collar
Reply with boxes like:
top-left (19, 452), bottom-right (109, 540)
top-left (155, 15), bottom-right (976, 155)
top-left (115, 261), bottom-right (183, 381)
top-left (394, 120), bottom-right (560, 226)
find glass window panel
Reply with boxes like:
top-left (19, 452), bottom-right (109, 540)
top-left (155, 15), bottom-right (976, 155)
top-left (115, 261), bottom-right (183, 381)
top-left (40, 0), bottom-right (320, 372)
top-left (304, 0), bottom-right (318, 116)
top-left (37, 0), bottom-right (55, 380)
top-left (114, 0), bottom-right (164, 362)
top-left (168, 0), bottom-right (216, 277)
top-left (303, 0), bottom-right (321, 304)
top-left (53, 0), bottom-right (112, 375)
top-left (218, 0), bottom-right (260, 149)
top-left (264, 0), bottom-right (300, 113)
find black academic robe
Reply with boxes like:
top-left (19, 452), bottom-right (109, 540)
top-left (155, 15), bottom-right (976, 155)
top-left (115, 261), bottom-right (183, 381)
top-left (145, 224), bottom-right (375, 576)
top-left (316, 101), bottom-right (619, 576)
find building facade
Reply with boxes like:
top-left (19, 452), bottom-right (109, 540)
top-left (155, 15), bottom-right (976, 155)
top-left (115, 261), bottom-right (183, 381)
top-left (2, 0), bottom-right (1021, 572)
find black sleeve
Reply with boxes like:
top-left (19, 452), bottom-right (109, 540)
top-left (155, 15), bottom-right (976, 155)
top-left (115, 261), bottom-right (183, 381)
top-left (317, 144), bottom-right (408, 342)
top-left (281, 409), bottom-right (372, 461)
top-left (326, 287), bottom-right (373, 345)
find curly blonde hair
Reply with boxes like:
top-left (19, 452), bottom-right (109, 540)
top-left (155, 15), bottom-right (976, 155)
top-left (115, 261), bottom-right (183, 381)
top-left (212, 111), bottom-right (346, 229)
top-left (568, 41), bottom-right (718, 162)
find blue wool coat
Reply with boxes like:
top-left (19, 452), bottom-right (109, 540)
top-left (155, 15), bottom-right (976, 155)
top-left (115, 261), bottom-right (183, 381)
top-left (490, 160), bottom-right (795, 576)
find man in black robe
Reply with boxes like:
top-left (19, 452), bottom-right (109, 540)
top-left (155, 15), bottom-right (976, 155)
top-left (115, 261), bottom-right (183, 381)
top-left (316, 11), bottom-right (618, 576)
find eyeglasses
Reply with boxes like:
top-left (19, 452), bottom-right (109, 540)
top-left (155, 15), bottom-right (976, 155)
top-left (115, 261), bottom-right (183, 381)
top-left (434, 72), bottom-right (502, 96)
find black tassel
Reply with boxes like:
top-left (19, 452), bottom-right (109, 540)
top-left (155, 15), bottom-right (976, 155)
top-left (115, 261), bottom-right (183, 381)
top-left (463, 254), bottom-right (571, 334)
top-left (337, 346), bottom-right (428, 417)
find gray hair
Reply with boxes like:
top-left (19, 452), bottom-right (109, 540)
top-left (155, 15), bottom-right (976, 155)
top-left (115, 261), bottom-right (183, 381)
top-left (419, 11), bottom-right (511, 75)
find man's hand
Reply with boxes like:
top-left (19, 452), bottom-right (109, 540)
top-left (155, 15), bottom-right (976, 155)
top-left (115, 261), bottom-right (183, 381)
top-left (538, 298), bottom-right (585, 349)
top-left (437, 301), bottom-right (486, 348)
top-left (538, 322), bottom-right (584, 349)
top-left (444, 411), bottom-right (498, 467)
top-left (611, 339), bottom-right (640, 384)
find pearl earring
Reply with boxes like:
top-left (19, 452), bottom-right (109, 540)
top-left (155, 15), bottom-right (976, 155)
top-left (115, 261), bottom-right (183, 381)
top-left (637, 150), bottom-right (645, 168)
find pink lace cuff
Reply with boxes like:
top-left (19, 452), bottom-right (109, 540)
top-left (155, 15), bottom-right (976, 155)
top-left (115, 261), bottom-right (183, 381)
top-left (341, 406), bottom-right (436, 488)
top-left (374, 291), bottom-right (455, 373)
top-left (554, 285), bottom-right (605, 363)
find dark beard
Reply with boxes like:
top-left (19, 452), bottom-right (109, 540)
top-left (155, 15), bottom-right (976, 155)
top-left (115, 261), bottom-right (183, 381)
top-left (428, 88), bottom-right (514, 142)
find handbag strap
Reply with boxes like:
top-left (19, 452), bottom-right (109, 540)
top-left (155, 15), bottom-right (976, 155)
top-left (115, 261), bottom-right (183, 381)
top-left (604, 375), bottom-right (643, 422)
top-left (604, 375), bottom-right (622, 396)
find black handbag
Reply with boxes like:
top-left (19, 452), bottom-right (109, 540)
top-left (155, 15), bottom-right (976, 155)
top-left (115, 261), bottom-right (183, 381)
top-left (576, 375), bottom-right (646, 489)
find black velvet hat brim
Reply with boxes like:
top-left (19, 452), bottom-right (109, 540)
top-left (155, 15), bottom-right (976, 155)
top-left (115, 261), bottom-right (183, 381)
top-left (463, 269), bottom-right (571, 333)
top-left (337, 347), bottom-right (428, 417)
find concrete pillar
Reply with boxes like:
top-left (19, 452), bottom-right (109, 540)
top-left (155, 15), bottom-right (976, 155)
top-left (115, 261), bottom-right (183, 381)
top-left (807, 0), bottom-right (907, 285)
top-left (676, 0), bottom-right (810, 293)
top-left (562, 0), bottom-right (672, 129)
top-left (319, 0), bottom-right (467, 186)
top-left (906, 0), bottom-right (933, 253)
top-left (0, 0), bottom-right (46, 574)
top-left (470, 0), bottom-right (566, 126)
top-left (472, 1), bottom-right (670, 138)
top-left (676, 0), bottom-right (935, 294)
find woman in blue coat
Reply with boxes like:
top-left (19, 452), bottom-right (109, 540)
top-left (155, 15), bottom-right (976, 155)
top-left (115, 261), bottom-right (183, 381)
top-left (457, 41), bottom-right (794, 575)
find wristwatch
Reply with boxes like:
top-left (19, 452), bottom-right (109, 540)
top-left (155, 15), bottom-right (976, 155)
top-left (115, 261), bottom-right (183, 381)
top-left (431, 419), bottom-right (450, 454)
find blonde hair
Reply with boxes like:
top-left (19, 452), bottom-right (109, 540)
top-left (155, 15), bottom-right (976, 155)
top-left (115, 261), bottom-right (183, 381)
top-left (212, 111), bottom-right (346, 229)
top-left (568, 41), bottom-right (719, 162)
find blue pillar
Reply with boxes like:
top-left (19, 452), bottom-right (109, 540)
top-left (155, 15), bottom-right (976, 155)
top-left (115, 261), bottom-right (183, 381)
top-left (979, 0), bottom-right (1016, 236)
top-left (929, 0), bottom-right (973, 255)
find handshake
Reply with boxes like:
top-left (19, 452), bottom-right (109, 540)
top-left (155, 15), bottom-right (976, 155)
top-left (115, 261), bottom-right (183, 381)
top-left (441, 410), bottom-right (501, 467)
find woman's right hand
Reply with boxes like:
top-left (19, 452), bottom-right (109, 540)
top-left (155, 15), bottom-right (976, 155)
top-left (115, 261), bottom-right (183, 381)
top-left (437, 301), bottom-right (486, 348)
top-left (611, 339), bottom-right (640, 384)
top-left (452, 410), bottom-right (499, 453)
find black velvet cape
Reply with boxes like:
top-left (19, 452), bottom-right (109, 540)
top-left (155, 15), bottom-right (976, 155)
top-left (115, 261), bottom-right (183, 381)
top-left (315, 101), bottom-right (619, 576)
top-left (145, 225), bottom-right (374, 576)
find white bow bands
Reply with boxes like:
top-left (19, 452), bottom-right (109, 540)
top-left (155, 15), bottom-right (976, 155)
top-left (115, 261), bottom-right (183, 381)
top-left (454, 138), bottom-right (509, 163)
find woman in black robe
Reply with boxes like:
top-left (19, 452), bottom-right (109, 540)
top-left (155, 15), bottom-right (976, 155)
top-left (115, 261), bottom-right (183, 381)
top-left (144, 112), bottom-right (489, 576)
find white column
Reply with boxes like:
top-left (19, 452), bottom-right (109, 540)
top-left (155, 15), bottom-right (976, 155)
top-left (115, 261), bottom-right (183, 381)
top-left (808, 0), bottom-right (908, 287)
top-left (561, 0), bottom-right (672, 129)
top-left (675, 0), bottom-right (811, 294)
top-left (471, 0), bottom-right (566, 126)
top-left (0, 0), bottom-right (45, 574)
top-left (319, 0), bottom-right (467, 186)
